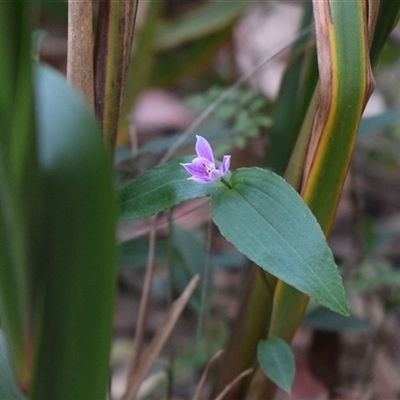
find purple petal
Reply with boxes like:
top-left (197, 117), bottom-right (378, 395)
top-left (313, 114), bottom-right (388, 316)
top-left (221, 155), bottom-right (231, 174)
top-left (190, 176), bottom-right (212, 184)
top-left (181, 162), bottom-right (208, 178)
top-left (191, 157), bottom-right (212, 166)
top-left (195, 136), bottom-right (214, 163)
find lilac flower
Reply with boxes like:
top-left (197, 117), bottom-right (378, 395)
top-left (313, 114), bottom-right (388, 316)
top-left (181, 135), bottom-right (231, 184)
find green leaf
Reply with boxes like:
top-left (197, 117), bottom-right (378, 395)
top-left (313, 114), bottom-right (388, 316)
top-left (257, 337), bottom-right (295, 393)
top-left (119, 157), bottom-right (219, 221)
top-left (211, 168), bottom-right (350, 316)
top-left (155, 1), bottom-right (249, 50)
top-left (301, 306), bottom-right (370, 332)
top-left (0, 0), bottom-right (40, 385)
top-left (0, 331), bottom-right (26, 400)
top-left (32, 65), bottom-right (116, 400)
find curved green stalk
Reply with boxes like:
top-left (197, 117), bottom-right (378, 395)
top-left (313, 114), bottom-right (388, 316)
top-left (94, 0), bottom-right (138, 155)
top-left (248, 0), bottom-right (395, 397)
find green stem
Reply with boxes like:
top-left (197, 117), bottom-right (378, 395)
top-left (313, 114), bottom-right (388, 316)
top-left (220, 177), bottom-right (233, 189)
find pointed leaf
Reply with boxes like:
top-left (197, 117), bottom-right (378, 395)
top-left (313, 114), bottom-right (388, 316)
top-left (32, 65), bottom-right (116, 400)
top-left (211, 168), bottom-right (349, 316)
top-left (257, 337), bottom-right (295, 393)
top-left (119, 157), bottom-right (218, 220)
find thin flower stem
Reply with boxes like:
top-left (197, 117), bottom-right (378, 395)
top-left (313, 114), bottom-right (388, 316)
top-left (220, 177), bottom-right (233, 189)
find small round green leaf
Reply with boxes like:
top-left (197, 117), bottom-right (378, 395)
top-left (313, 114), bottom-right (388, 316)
top-left (257, 337), bottom-right (295, 393)
top-left (211, 167), bottom-right (349, 316)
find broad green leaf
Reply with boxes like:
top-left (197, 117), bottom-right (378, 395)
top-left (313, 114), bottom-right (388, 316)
top-left (32, 65), bottom-right (116, 400)
top-left (211, 168), bottom-right (349, 316)
top-left (0, 332), bottom-right (26, 400)
top-left (257, 337), bottom-right (295, 393)
top-left (119, 157), bottom-right (219, 221)
top-left (208, 7), bottom-right (317, 392)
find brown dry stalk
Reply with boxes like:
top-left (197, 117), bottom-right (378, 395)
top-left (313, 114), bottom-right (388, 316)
top-left (192, 350), bottom-right (224, 400)
top-left (67, 0), bottom-right (94, 108)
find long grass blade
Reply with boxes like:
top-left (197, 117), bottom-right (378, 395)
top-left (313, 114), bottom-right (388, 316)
top-left (0, 0), bottom-right (39, 390)
top-left (248, 1), bottom-right (377, 397)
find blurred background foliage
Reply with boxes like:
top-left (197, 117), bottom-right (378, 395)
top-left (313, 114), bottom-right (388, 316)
top-left (3, 0), bottom-right (400, 398)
